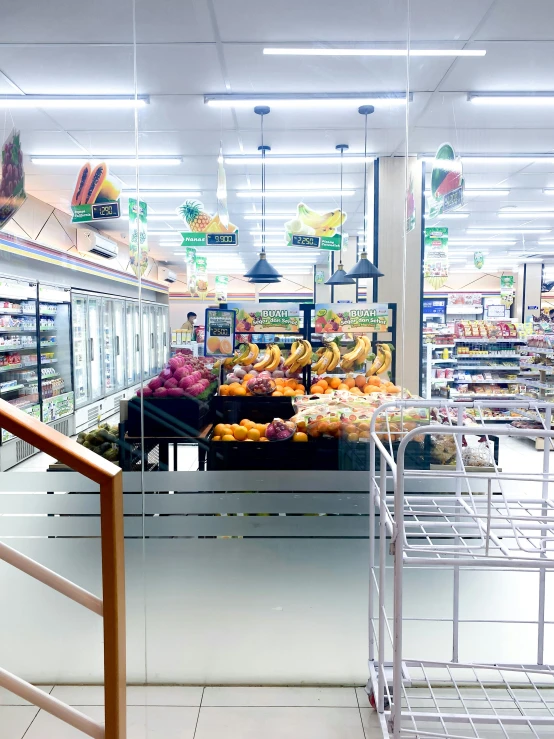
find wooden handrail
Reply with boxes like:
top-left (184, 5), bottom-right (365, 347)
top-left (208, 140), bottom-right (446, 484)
top-left (0, 399), bottom-right (126, 739)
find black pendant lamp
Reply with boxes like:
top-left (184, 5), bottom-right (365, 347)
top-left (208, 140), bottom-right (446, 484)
top-left (325, 144), bottom-right (355, 286)
top-left (244, 106), bottom-right (282, 283)
top-left (347, 105), bottom-right (383, 280)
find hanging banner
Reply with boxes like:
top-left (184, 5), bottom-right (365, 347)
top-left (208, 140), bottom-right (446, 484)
top-left (180, 198), bottom-right (238, 246)
top-left (214, 275), bottom-right (229, 302)
top-left (315, 270), bottom-right (325, 284)
top-left (205, 308), bottom-right (235, 357)
top-left (195, 255), bottom-right (209, 300)
top-left (424, 227), bottom-right (449, 289)
top-left (314, 303), bottom-right (389, 333)
top-left (227, 303), bottom-right (300, 333)
top-left (406, 172), bottom-right (416, 233)
top-left (0, 129), bottom-right (26, 229)
top-left (500, 275), bottom-right (515, 307)
top-left (427, 142), bottom-right (464, 218)
top-left (285, 202), bottom-right (345, 251)
top-left (186, 246), bottom-right (197, 296)
top-left (71, 162), bottom-right (121, 223)
top-left (128, 198), bottom-right (148, 277)
top-left (474, 251), bottom-right (484, 269)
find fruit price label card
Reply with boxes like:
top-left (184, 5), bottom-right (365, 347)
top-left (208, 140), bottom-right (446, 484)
top-left (205, 309), bottom-right (235, 357)
top-left (314, 304), bottom-right (389, 333)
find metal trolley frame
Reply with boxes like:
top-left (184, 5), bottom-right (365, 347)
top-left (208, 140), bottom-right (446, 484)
top-left (367, 399), bottom-right (554, 739)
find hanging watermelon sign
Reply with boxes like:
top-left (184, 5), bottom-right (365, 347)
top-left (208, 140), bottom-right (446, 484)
top-left (428, 143), bottom-right (464, 218)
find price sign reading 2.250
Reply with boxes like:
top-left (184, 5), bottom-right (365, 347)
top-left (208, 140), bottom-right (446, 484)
top-left (206, 233), bottom-right (238, 246)
top-left (291, 234), bottom-right (320, 248)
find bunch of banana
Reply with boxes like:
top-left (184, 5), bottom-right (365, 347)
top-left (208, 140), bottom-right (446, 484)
top-left (236, 342), bottom-right (259, 366)
top-left (366, 343), bottom-right (393, 377)
top-left (254, 344), bottom-right (281, 372)
top-left (312, 341), bottom-right (340, 375)
top-left (223, 353), bottom-right (239, 369)
top-left (285, 339), bottom-right (313, 374)
top-left (340, 335), bottom-right (371, 372)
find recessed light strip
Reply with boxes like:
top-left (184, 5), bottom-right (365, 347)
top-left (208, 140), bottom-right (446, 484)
top-left (467, 228), bottom-right (551, 234)
top-left (263, 48), bottom-right (486, 57)
top-left (0, 95), bottom-right (149, 109)
top-left (225, 155), bottom-right (374, 165)
top-left (205, 93), bottom-right (410, 109)
top-left (469, 93), bottom-right (554, 106)
top-left (121, 189), bottom-right (201, 198)
top-left (237, 189), bottom-right (355, 198)
top-left (32, 156), bottom-right (181, 166)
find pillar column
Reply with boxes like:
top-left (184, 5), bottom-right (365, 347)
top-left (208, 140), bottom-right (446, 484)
top-left (376, 156), bottom-right (423, 395)
top-left (515, 262), bottom-right (542, 322)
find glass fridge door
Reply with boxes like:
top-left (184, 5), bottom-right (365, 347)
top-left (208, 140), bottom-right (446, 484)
top-left (162, 305), bottom-right (169, 366)
top-left (141, 302), bottom-right (150, 380)
top-left (113, 299), bottom-right (126, 392)
top-left (88, 295), bottom-right (103, 401)
top-left (102, 298), bottom-right (115, 396)
top-left (39, 283), bottom-right (74, 422)
top-left (125, 300), bottom-right (136, 386)
top-left (71, 293), bottom-right (89, 408)
top-left (154, 305), bottom-right (164, 374)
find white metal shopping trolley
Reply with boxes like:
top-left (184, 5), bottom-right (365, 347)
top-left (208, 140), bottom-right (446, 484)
top-left (368, 399), bottom-right (554, 739)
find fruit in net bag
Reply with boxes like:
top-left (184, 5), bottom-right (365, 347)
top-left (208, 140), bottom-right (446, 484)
top-left (265, 418), bottom-right (296, 441)
top-left (246, 376), bottom-right (276, 396)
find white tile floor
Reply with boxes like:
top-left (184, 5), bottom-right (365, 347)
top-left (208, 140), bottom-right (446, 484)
top-left (0, 686), bottom-right (378, 739)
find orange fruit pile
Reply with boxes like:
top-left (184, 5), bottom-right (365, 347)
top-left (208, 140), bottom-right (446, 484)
top-left (212, 419), bottom-right (269, 442)
top-left (271, 377), bottom-right (305, 398)
top-left (310, 374), bottom-right (401, 396)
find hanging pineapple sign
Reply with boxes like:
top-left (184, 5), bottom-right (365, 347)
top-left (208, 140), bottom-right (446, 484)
top-left (179, 199), bottom-right (238, 246)
top-left (71, 162), bottom-right (121, 223)
top-left (285, 203), bottom-right (345, 251)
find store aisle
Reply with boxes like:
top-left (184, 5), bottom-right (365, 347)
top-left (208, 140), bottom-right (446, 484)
top-left (0, 685), bottom-right (379, 738)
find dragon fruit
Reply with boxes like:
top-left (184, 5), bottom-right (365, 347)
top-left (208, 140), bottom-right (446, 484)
top-left (154, 386), bottom-right (168, 397)
top-left (160, 368), bottom-right (172, 381)
top-left (164, 377), bottom-right (179, 389)
top-left (148, 377), bottom-right (163, 391)
top-left (166, 387), bottom-right (185, 397)
top-left (188, 383), bottom-right (204, 396)
top-left (179, 376), bottom-right (194, 389)
top-left (136, 387), bottom-right (153, 397)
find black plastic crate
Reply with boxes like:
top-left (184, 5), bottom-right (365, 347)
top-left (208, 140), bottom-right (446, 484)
top-left (127, 396), bottom-right (212, 437)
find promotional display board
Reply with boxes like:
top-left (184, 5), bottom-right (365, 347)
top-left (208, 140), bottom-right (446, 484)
top-left (500, 275), bottom-right (515, 307)
top-left (285, 202), bottom-right (345, 251)
top-left (474, 251), bottom-right (485, 269)
top-left (314, 303), bottom-right (389, 333)
top-left (227, 303), bottom-right (301, 333)
top-left (204, 308), bottom-right (235, 357)
top-left (427, 142), bottom-right (464, 218)
top-left (424, 227), bottom-right (449, 289)
top-left (71, 162), bottom-right (121, 223)
top-left (0, 129), bottom-right (26, 229)
top-left (128, 198), bottom-right (148, 277)
top-left (180, 198), bottom-right (238, 247)
top-left (214, 275), bottom-right (228, 302)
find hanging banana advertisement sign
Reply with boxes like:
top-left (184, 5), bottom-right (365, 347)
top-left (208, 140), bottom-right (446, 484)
top-left (214, 275), bottom-right (229, 302)
top-left (427, 142), bottom-right (464, 218)
top-left (424, 227), bottom-right (449, 289)
top-left (314, 303), bottom-right (389, 334)
top-left (128, 198), bottom-right (148, 277)
top-left (227, 303), bottom-right (300, 333)
top-left (285, 203), bottom-right (345, 251)
top-left (71, 162), bottom-right (121, 223)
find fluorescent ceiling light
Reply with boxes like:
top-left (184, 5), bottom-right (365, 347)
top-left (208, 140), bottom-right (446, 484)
top-left (467, 228), bottom-right (551, 234)
top-left (32, 156), bottom-right (181, 166)
top-left (543, 190), bottom-right (554, 195)
top-left (264, 48), bottom-right (486, 57)
top-left (149, 230), bottom-right (179, 235)
top-left (449, 240), bottom-right (516, 246)
top-left (538, 240), bottom-right (554, 245)
top-left (0, 95), bottom-right (149, 109)
top-left (147, 214), bottom-right (182, 221)
top-left (243, 213), bottom-right (291, 220)
top-left (465, 189), bottom-right (511, 196)
top-left (498, 212), bottom-right (554, 218)
top-left (469, 93), bottom-right (554, 106)
top-left (205, 93), bottom-right (409, 109)
top-left (226, 154), bottom-right (374, 165)
top-left (249, 229), bottom-right (284, 235)
top-left (121, 189), bottom-right (201, 198)
top-left (428, 213), bottom-right (470, 219)
top-left (237, 189), bottom-right (355, 198)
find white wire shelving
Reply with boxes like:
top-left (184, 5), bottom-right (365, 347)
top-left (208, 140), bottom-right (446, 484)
top-left (367, 399), bottom-right (554, 739)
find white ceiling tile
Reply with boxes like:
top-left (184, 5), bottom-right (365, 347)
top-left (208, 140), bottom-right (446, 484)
top-left (136, 45), bottom-right (226, 94)
top-left (472, 0), bottom-right (554, 40)
top-left (134, 0), bottom-right (214, 42)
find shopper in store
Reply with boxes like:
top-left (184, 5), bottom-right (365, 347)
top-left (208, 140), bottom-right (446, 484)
top-left (181, 311), bottom-right (197, 337)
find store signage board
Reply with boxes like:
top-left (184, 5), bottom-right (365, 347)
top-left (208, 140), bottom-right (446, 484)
top-left (286, 232), bottom-right (341, 251)
top-left (129, 198), bottom-right (148, 277)
top-left (0, 129), bottom-right (26, 230)
top-left (427, 142), bottom-right (464, 217)
top-left (205, 308), bottom-right (235, 357)
top-left (500, 275), bottom-right (515, 307)
top-left (423, 300), bottom-right (446, 316)
top-left (215, 275), bottom-right (229, 302)
top-left (70, 162), bottom-right (121, 224)
top-left (284, 202), bottom-right (346, 251)
top-left (424, 227), bottom-right (449, 289)
top-left (314, 303), bottom-right (389, 333)
top-left (181, 232), bottom-right (238, 247)
top-left (474, 251), bottom-right (484, 269)
top-left (227, 303), bottom-right (300, 333)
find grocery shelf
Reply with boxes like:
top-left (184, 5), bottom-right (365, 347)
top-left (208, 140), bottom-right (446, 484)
top-left (0, 328), bottom-right (37, 333)
top-left (455, 338), bottom-right (525, 343)
top-left (0, 363), bottom-right (21, 372)
top-left (0, 309), bottom-right (23, 315)
top-left (453, 379), bottom-right (519, 384)
top-left (431, 358), bottom-right (457, 364)
top-left (0, 384), bottom-right (24, 394)
top-left (0, 344), bottom-right (36, 352)
top-left (519, 379), bottom-right (554, 390)
top-left (456, 353), bottom-right (520, 358)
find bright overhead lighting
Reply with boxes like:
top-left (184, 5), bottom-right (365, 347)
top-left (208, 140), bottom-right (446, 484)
top-left (249, 229), bottom-right (284, 235)
top-left (205, 93), bottom-right (409, 109)
top-left (147, 214), bottom-right (182, 221)
top-left (264, 48), bottom-right (486, 57)
top-left (543, 190), bottom-right (554, 195)
top-left (121, 189), bottom-right (201, 198)
top-left (467, 228), bottom-right (551, 234)
top-left (0, 95), bottom-right (149, 109)
top-left (149, 230), bottom-right (180, 236)
top-left (498, 212), bottom-right (554, 218)
top-left (449, 240), bottom-right (516, 246)
top-left (465, 189), bottom-right (511, 196)
top-left (428, 213), bottom-right (470, 219)
top-left (538, 240), bottom-right (554, 245)
top-left (226, 154), bottom-right (374, 165)
top-left (32, 156), bottom-right (181, 166)
top-left (469, 93), bottom-right (554, 106)
top-left (243, 213), bottom-right (289, 220)
top-left (237, 189), bottom-right (355, 198)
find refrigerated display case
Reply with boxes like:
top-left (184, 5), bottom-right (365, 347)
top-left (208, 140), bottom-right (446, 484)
top-left (38, 282), bottom-right (74, 424)
top-left (88, 295), bottom-right (103, 403)
top-left (125, 299), bottom-right (140, 386)
top-left (72, 293), bottom-right (89, 406)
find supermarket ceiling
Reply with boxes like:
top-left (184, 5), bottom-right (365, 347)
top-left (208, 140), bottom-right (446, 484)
top-left (1, 0), bottom-right (554, 275)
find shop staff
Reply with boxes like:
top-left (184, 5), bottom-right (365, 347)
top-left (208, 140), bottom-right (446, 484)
top-left (181, 311), bottom-right (197, 333)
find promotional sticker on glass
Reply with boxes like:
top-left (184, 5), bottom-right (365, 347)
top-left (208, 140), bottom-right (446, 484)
top-left (424, 227), bottom-right (449, 289)
top-left (427, 142), bottom-right (464, 217)
top-left (314, 303), bottom-right (389, 333)
top-left (228, 303), bottom-right (300, 333)
top-left (128, 198), bottom-right (148, 277)
top-left (71, 161), bottom-right (121, 223)
top-left (205, 309), bottom-right (235, 357)
top-left (215, 275), bottom-right (228, 302)
top-left (195, 255), bottom-right (209, 300)
top-left (285, 202), bottom-right (344, 251)
top-left (0, 129), bottom-right (26, 229)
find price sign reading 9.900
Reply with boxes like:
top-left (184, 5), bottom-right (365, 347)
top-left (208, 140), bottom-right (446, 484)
top-left (206, 233), bottom-right (238, 246)
top-left (291, 234), bottom-right (320, 249)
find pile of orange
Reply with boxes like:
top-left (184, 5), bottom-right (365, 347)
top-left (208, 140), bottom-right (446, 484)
top-left (212, 418), bottom-right (308, 442)
top-left (271, 377), bottom-right (305, 398)
top-left (310, 374), bottom-right (401, 396)
top-left (307, 419), bottom-right (371, 443)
